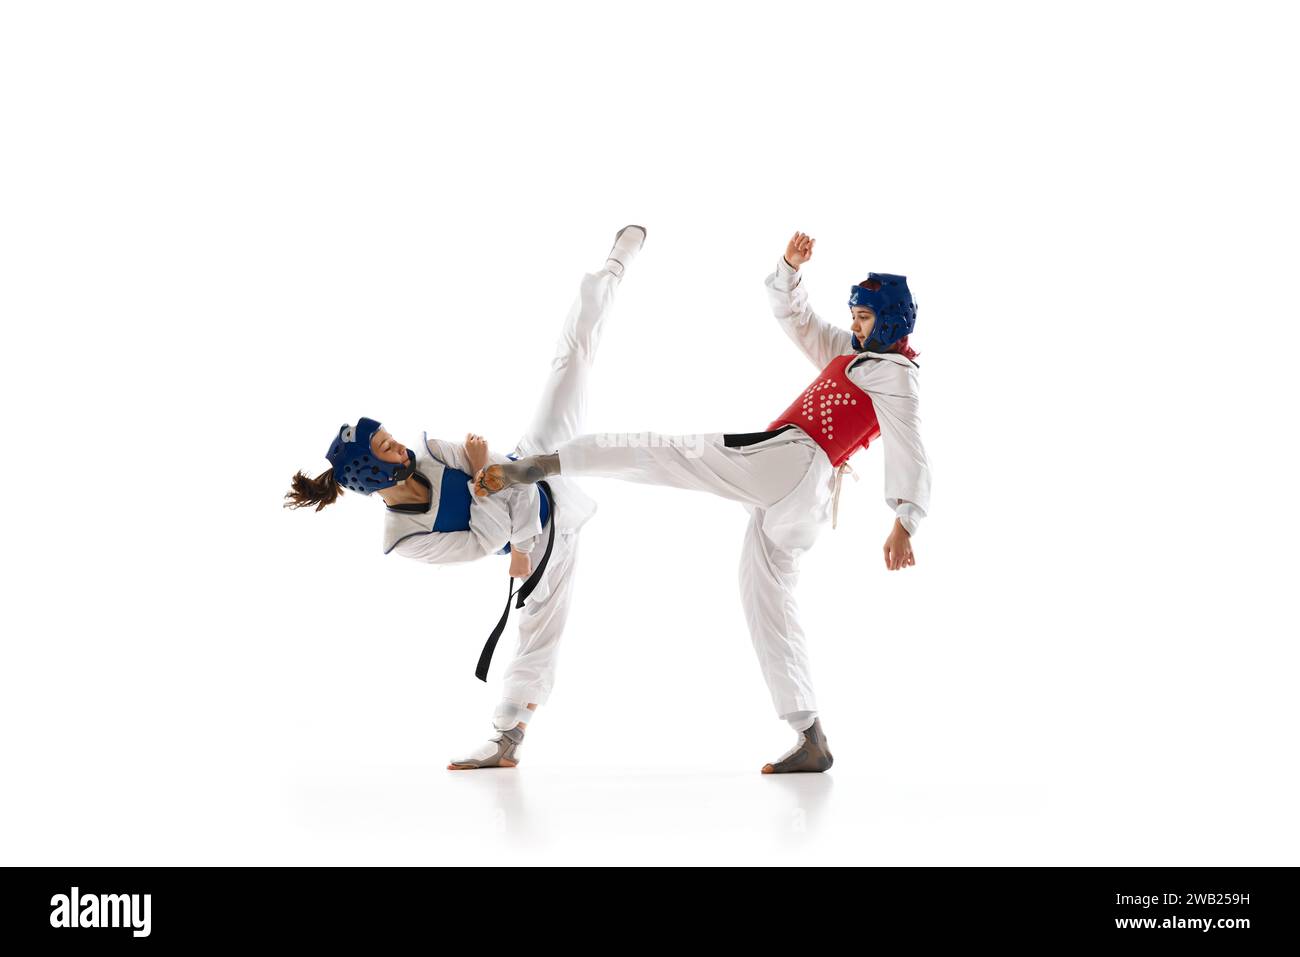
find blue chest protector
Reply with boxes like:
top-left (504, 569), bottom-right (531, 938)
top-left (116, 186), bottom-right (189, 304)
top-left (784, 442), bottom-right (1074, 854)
top-left (432, 466), bottom-right (550, 543)
top-left (431, 467), bottom-right (476, 532)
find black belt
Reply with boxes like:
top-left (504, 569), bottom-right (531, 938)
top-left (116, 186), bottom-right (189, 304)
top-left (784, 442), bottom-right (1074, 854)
top-left (723, 424), bottom-right (796, 448)
top-left (475, 480), bottom-right (556, 682)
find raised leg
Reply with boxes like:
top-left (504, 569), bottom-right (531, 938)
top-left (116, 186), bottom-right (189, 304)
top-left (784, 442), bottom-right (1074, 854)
top-left (558, 432), bottom-right (816, 509)
top-left (514, 269), bottom-right (620, 457)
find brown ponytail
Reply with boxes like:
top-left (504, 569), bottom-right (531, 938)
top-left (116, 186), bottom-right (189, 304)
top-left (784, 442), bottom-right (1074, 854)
top-left (283, 468), bottom-right (343, 512)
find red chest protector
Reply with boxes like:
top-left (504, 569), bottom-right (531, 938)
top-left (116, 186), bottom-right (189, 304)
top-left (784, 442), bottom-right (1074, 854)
top-left (768, 353), bottom-right (880, 468)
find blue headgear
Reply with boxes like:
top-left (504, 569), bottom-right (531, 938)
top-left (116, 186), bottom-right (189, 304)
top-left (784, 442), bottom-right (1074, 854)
top-left (326, 417), bottom-right (416, 495)
top-left (848, 273), bottom-right (917, 353)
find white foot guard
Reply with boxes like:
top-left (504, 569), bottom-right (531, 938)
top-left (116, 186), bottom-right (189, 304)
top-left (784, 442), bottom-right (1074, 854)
top-left (605, 224), bottom-right (646, 278)
top-left (761, 718), bottom-right (834, 774)
top-left (447, 725), bottom-right (525, 770)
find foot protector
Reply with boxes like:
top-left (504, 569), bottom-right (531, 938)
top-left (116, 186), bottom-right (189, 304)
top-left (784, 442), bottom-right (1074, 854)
top-left (761, 718), bottom-right (833, 774)
top-left (447, 726), bottom-right (525, 770)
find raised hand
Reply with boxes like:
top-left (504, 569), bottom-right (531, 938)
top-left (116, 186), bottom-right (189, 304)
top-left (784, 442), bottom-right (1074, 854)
top-left (784, 231), bottom-right (815, 269)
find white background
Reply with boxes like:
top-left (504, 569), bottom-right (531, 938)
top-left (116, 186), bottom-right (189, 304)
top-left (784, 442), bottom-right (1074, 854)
top-left (1, 1), bottom-right (1296, 866)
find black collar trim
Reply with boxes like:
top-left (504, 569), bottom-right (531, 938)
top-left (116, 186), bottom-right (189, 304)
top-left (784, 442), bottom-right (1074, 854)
top-left (384, 470), bottom-right (433, 514)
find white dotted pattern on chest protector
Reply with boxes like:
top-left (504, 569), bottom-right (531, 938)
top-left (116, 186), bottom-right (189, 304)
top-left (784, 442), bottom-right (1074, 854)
top-left (771, 357), bottom-right (884, 528)
top-left (804, 377), bottom-right (849, 436)
top-left (813, 376), bottom-right (859, 528)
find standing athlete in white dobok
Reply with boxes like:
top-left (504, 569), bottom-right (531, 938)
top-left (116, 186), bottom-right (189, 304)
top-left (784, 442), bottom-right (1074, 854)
top-left (285, 226), bottom-right (647, 770)
top-left (475, 231), bottom-right (932, 773)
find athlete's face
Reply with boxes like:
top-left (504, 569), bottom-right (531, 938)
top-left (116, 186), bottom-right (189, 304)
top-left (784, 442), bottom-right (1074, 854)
top-left (370, 428), bottom-right (410, 466)
top-left (850, 307), bottom-right (876, 343)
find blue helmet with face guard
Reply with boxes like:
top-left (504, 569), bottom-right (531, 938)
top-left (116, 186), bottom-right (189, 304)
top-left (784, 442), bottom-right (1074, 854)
top-left (849, 273), bottom-right (917, 352)
top-left (325, 416), bottom-right (415, 494)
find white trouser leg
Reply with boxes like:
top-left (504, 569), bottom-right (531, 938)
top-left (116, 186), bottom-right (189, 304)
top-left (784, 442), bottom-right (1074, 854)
top-left (514, 269), bottom-right (620, 456)
top-left (492, 699), bottom-right (533, 732)
top-left (739, 507), bottom-right (818, 717)
top-left (558, 432), bottom-right (815, 508)
top-left (499, 531), bottom-right (581, 706)
top-left (560, 431), bottom-right (822, 717)
top-left (494, 269), bottom-right (615, 710)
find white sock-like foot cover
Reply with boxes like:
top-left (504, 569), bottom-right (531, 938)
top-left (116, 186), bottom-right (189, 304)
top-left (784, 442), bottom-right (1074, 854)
top-left (605, 224), bottom-right (646, 277)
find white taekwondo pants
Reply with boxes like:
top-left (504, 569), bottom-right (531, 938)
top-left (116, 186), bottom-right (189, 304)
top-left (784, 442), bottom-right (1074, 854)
top-left (557, 428), bottom-right (830, 719)
top-left (495, 268), bottom-right (616, 709)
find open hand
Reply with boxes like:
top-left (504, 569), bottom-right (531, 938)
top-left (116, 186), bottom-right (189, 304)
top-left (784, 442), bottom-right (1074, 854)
top-left (784, 231), bottom-right (815, 269)
top-left (465, 433), bottom-right (489, 474)
top-left (883, 520), bottom-right (916, 571)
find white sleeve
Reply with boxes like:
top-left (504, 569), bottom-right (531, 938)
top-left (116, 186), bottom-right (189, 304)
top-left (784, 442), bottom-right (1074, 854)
top-left (851, 361), bottom-right (932, 536)
top-left (390, 487), bottom-right (516, 561)
top-left (468, 483), bottom-right (513, 555)
top-left (765, 257), bottom-right (855, 369)
top-left (506, 483), bottom-right (542, 554)
top-left (424, 433), bottom-right (515, 471)
top-left (392, 527), bottom-right (489, 565)
top-left (423, 435), bottom-right (476, 473)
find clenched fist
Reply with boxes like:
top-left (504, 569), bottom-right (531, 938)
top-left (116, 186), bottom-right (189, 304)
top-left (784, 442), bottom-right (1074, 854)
top-left (509, 548), bottom-right (532, 579)
top-left (465, 433), bottom-right (489, 474)
top-left (784, 231), bottom-right (815, 269)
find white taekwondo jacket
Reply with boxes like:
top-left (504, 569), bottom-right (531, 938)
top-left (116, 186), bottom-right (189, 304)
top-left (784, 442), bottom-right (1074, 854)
top-left (763, 257), bottom-right (932, 541)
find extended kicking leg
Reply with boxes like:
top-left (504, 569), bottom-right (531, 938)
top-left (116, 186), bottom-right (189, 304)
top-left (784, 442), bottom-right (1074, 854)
top-left (478, 432), bottom-right (815, 510)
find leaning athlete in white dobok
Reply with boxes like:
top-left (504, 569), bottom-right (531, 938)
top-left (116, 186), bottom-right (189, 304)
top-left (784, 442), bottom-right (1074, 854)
top-left (286, 226), bottom-right (647, 770)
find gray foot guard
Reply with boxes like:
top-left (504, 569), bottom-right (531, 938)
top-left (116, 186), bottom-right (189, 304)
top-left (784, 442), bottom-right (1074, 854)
top-left (447, 726), bottom-right (525, 770)
top-left (762, 718), bottom-right (834, 774)
top-left (474, 456), bottom-right (557, 497)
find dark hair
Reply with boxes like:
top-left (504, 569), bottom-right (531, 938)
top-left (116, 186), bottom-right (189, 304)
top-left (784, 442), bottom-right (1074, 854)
top-left (284, 468), bottom-right (343, 512)
top-left (857, 278), bottom-right (919, 362)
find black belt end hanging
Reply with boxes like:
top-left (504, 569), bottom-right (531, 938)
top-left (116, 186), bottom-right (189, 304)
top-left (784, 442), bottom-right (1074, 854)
top-left (475, 481), bottom-right (556, 682)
